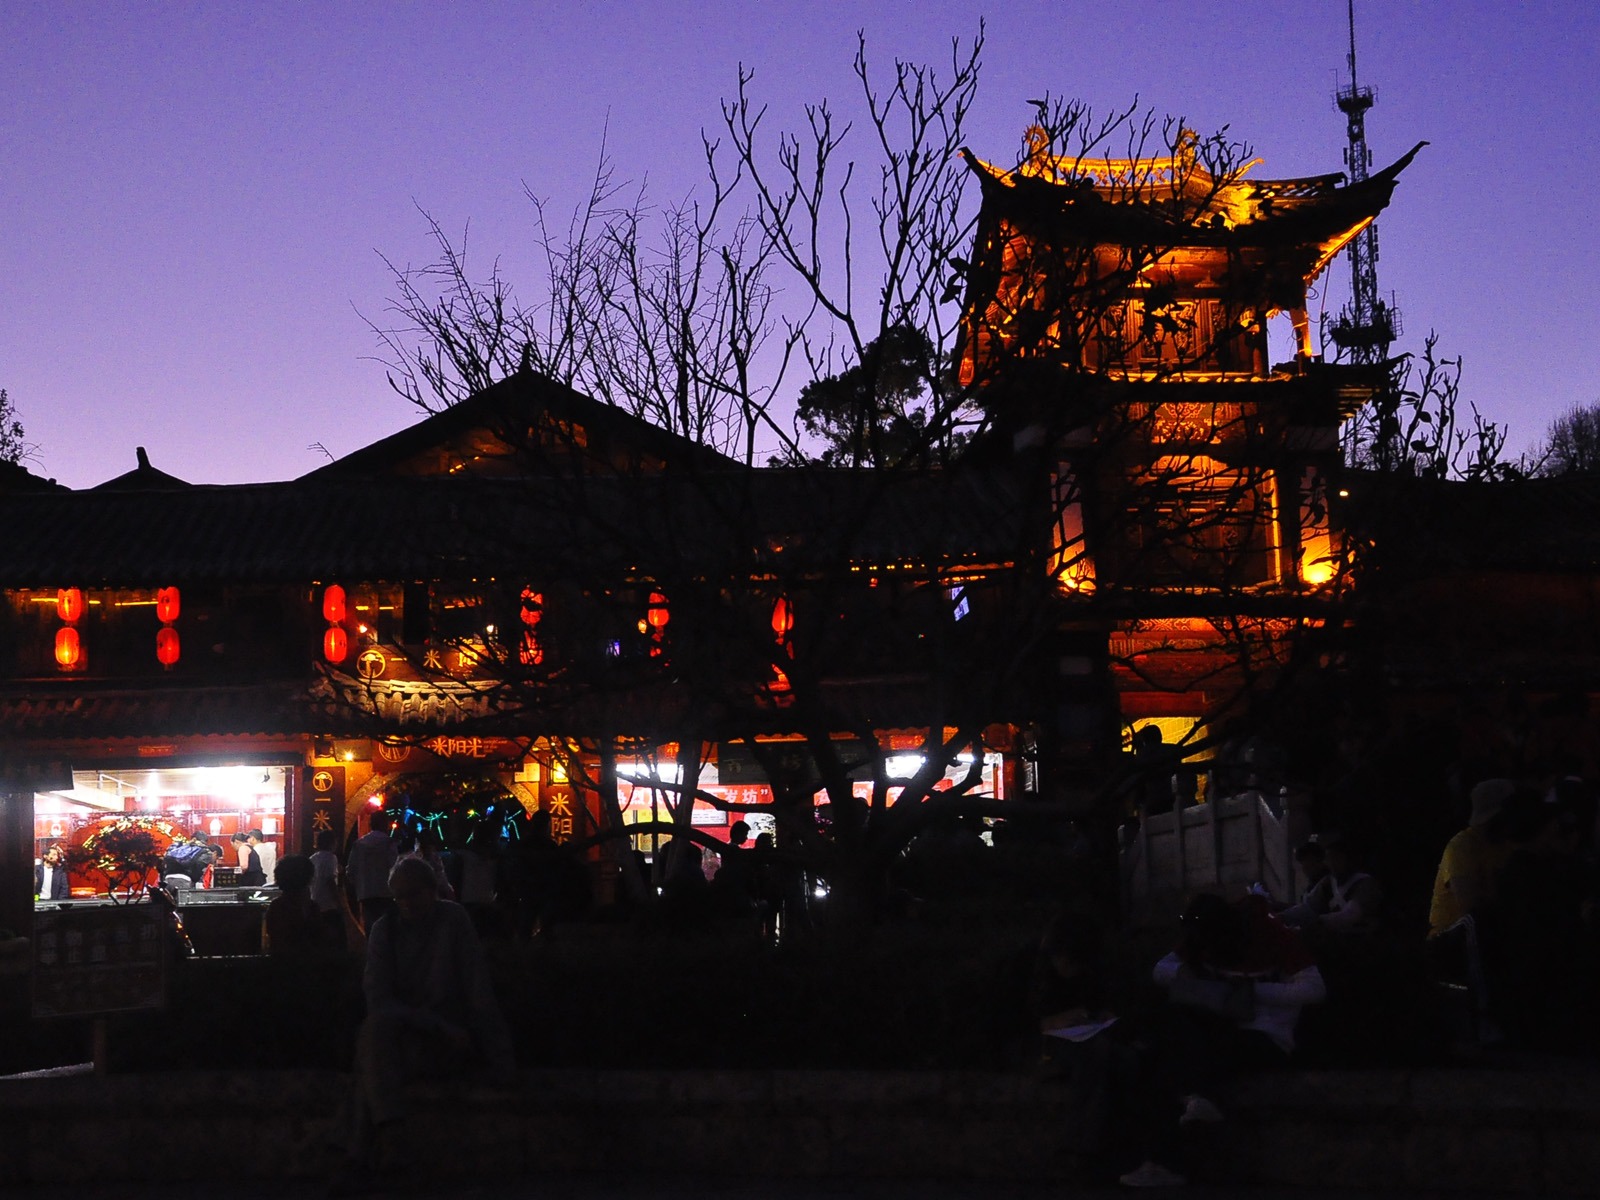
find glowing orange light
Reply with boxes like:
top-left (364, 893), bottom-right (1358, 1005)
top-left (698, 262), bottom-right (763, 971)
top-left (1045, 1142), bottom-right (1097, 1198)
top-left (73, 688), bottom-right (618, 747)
top-left (646, 591), bottom-right (670, 631)
top-left (54, 626), bottom-right (81, 668)
top-left (57, 588), bottom-right (84, 623)
top-left (1299, 531), bottom-right (1337, 588)
top-left (155, 626), bottom-right (181, 667)
top-left (322, 584), bottom-right (347, 624)
top-left (324, 626), bottom-right (349, 663)
top-left (1301, 560), bottom-right (1336, 587)
top-left (155, 586), bottom-right (181, 624)
top-left (771, 597), bottom-right (794, 637)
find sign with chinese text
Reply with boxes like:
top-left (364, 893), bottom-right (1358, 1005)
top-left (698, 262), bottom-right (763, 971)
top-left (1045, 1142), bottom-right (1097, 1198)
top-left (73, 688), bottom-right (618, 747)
top-left (32, 905), bottom-right (168, 1019)
top-left (302, 765), bottom-right (346, 850)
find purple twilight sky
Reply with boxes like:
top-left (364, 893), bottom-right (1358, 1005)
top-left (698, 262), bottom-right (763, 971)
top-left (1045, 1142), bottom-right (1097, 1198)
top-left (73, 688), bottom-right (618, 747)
top-left (4, 1), bottom-right (1595, 489)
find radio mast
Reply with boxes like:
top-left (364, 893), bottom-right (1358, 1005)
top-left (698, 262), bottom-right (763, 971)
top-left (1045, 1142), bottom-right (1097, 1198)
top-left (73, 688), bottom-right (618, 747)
top-left (1330, 0), bottom-right (1397, 364)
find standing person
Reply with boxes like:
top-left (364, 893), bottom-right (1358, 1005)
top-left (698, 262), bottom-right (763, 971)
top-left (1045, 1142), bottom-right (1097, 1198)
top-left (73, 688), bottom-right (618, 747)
top-left (452, 825), bottom-right (501, 937)
top-left (246, 829), bottom-right (278, 885)
top-left (264, 855), bottom-right (340, 956)
top-left (709, 821), bottom-right (755, 916)
top-left (348, 811), bottom-right (399, 933)
top-left (309, 830), bottom-right (347, 945)
top-left (337, 857), bottom-right (514, 1182)
top-left (233, 832), bottom-right (266, 887)
top-left (402, 830), bottom-right (455, 901)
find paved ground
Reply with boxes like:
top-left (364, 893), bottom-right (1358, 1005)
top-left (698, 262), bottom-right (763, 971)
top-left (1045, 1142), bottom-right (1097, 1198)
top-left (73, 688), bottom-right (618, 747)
top-left (0, 1180), bottom-right (1486, 1200)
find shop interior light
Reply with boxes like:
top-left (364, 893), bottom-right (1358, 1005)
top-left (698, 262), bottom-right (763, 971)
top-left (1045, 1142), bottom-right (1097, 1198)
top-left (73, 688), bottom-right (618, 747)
top-left (885, 754), bottom-right (924, 778)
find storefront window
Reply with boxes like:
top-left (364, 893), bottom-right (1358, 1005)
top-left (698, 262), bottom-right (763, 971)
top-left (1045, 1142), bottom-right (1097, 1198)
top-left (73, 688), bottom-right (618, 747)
top-left (33, 765), bottom-right (290, 897)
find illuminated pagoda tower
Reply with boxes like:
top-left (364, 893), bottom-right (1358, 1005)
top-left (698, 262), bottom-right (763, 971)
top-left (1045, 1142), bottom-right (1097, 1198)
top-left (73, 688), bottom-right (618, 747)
top-left (1329, 0), bottom-right (1398, 364)
top-left (957, 116), bottom-right (1424, 782)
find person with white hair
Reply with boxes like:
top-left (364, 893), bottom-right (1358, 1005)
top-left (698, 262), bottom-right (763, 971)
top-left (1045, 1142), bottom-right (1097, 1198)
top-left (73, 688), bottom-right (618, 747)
top-left (338, 856), bottom-right (514, 1183)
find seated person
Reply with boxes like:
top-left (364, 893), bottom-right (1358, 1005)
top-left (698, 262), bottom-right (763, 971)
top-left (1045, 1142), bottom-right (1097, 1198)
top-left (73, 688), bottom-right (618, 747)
top-left (1477, 793), bottom-right (1599, 1051)
top-left (1282, 833), bottom-right (1381, 938)
top-left (1110, 894), bottom-right (1324, 1189)
top-left (340, 857), bottom-right (514, 1177)
top-left (1152, 893), bottom-right (1324, 1104)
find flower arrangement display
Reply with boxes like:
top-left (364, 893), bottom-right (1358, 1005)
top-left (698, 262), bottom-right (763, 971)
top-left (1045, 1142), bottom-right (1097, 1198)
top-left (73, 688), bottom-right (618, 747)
top-left (65, 815), bottom-right (177, 902)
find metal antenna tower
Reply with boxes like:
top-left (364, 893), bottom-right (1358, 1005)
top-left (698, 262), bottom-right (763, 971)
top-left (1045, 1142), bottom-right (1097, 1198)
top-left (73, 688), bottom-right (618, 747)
top-left (1330, 0), bottom-right (1397, 364)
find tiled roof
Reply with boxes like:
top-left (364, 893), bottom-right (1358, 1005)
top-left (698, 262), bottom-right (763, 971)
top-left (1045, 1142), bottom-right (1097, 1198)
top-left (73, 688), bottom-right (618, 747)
top-left (1344, 471), bottom-right (1600, 572)
top-left (0, 459), bottom-right (67, 493)
top-left (0, 467), bottom-right (1023, 589)
top-left (302, 370), bottom-right (741, 480)
top-left (0, 681), bottom-right (337, 740)
top-left (0, 478), bottom-right (492, 586)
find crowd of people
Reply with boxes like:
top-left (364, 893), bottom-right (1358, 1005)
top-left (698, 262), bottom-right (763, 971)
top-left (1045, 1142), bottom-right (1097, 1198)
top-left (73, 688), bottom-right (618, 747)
top-left (1032, 747), bottom-right (1600, 1189)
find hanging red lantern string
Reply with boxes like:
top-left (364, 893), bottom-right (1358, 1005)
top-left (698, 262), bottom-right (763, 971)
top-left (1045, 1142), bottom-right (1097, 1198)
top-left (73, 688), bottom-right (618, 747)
top-left (771, 596), bottom-right (794, 639)
top-left (322, 584), bottom-right (347, 624)
top-left (324, 626), bottom-right (349, 664)
top-left (57, 588), bottom-right (84, 624)
top-left (646, 591), bottom-right (670, 631)
top-left (520, 632), bottom-right (543, 666)
top-left (645, 590), bottom-right (670, 658)
top-left (518, 588), bottom-right (545, 667)
top-left (156, 586), bottom-right (181, 624)
top-left (54, 627), bottom-right (81, 668)
top-left (155, 626), bottom-right (181, 667)
top-left (320, 583), bottom-right (350, 666)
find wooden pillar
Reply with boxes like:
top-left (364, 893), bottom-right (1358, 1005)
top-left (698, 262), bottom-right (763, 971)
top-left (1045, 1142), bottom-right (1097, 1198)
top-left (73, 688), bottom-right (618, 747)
top-left (0, 791), bottom-right (32, 944)
top-left (0, 790), bottom-right (33, 1022)
top-left (1290, 306), bottom-right (1313, 362)
top-left (1207, 794), bottom-right (1223, 889)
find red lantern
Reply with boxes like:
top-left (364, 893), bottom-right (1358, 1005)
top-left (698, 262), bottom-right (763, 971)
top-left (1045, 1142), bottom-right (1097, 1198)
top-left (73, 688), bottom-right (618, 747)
top-left (156, 586), bottom-right (181, 624)
top-left (771, 596), bottom-right (794, 638)
top-left (646, 591), bottom-right (670, 631)
top-left (57, 588), bottom-right (84, 623)
top-left (54, 626), bottom-right (81, 668)
top-left (322, 584), bottom-right (347, 624)
top-left (324, 626), bottom-right (349, 663)
top-left (520, 588), bottom-right (544, 627)
top-left (769, 664), bottom-right (793, 702)
top-left (520, 632), bottom-right (543, 667)
top-left (155, 626), bottom-right (181, 667)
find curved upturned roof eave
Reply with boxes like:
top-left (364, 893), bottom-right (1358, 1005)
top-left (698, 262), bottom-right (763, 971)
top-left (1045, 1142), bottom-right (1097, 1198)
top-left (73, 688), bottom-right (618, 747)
top-left (962, 141), bottom-right (1428, 286)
